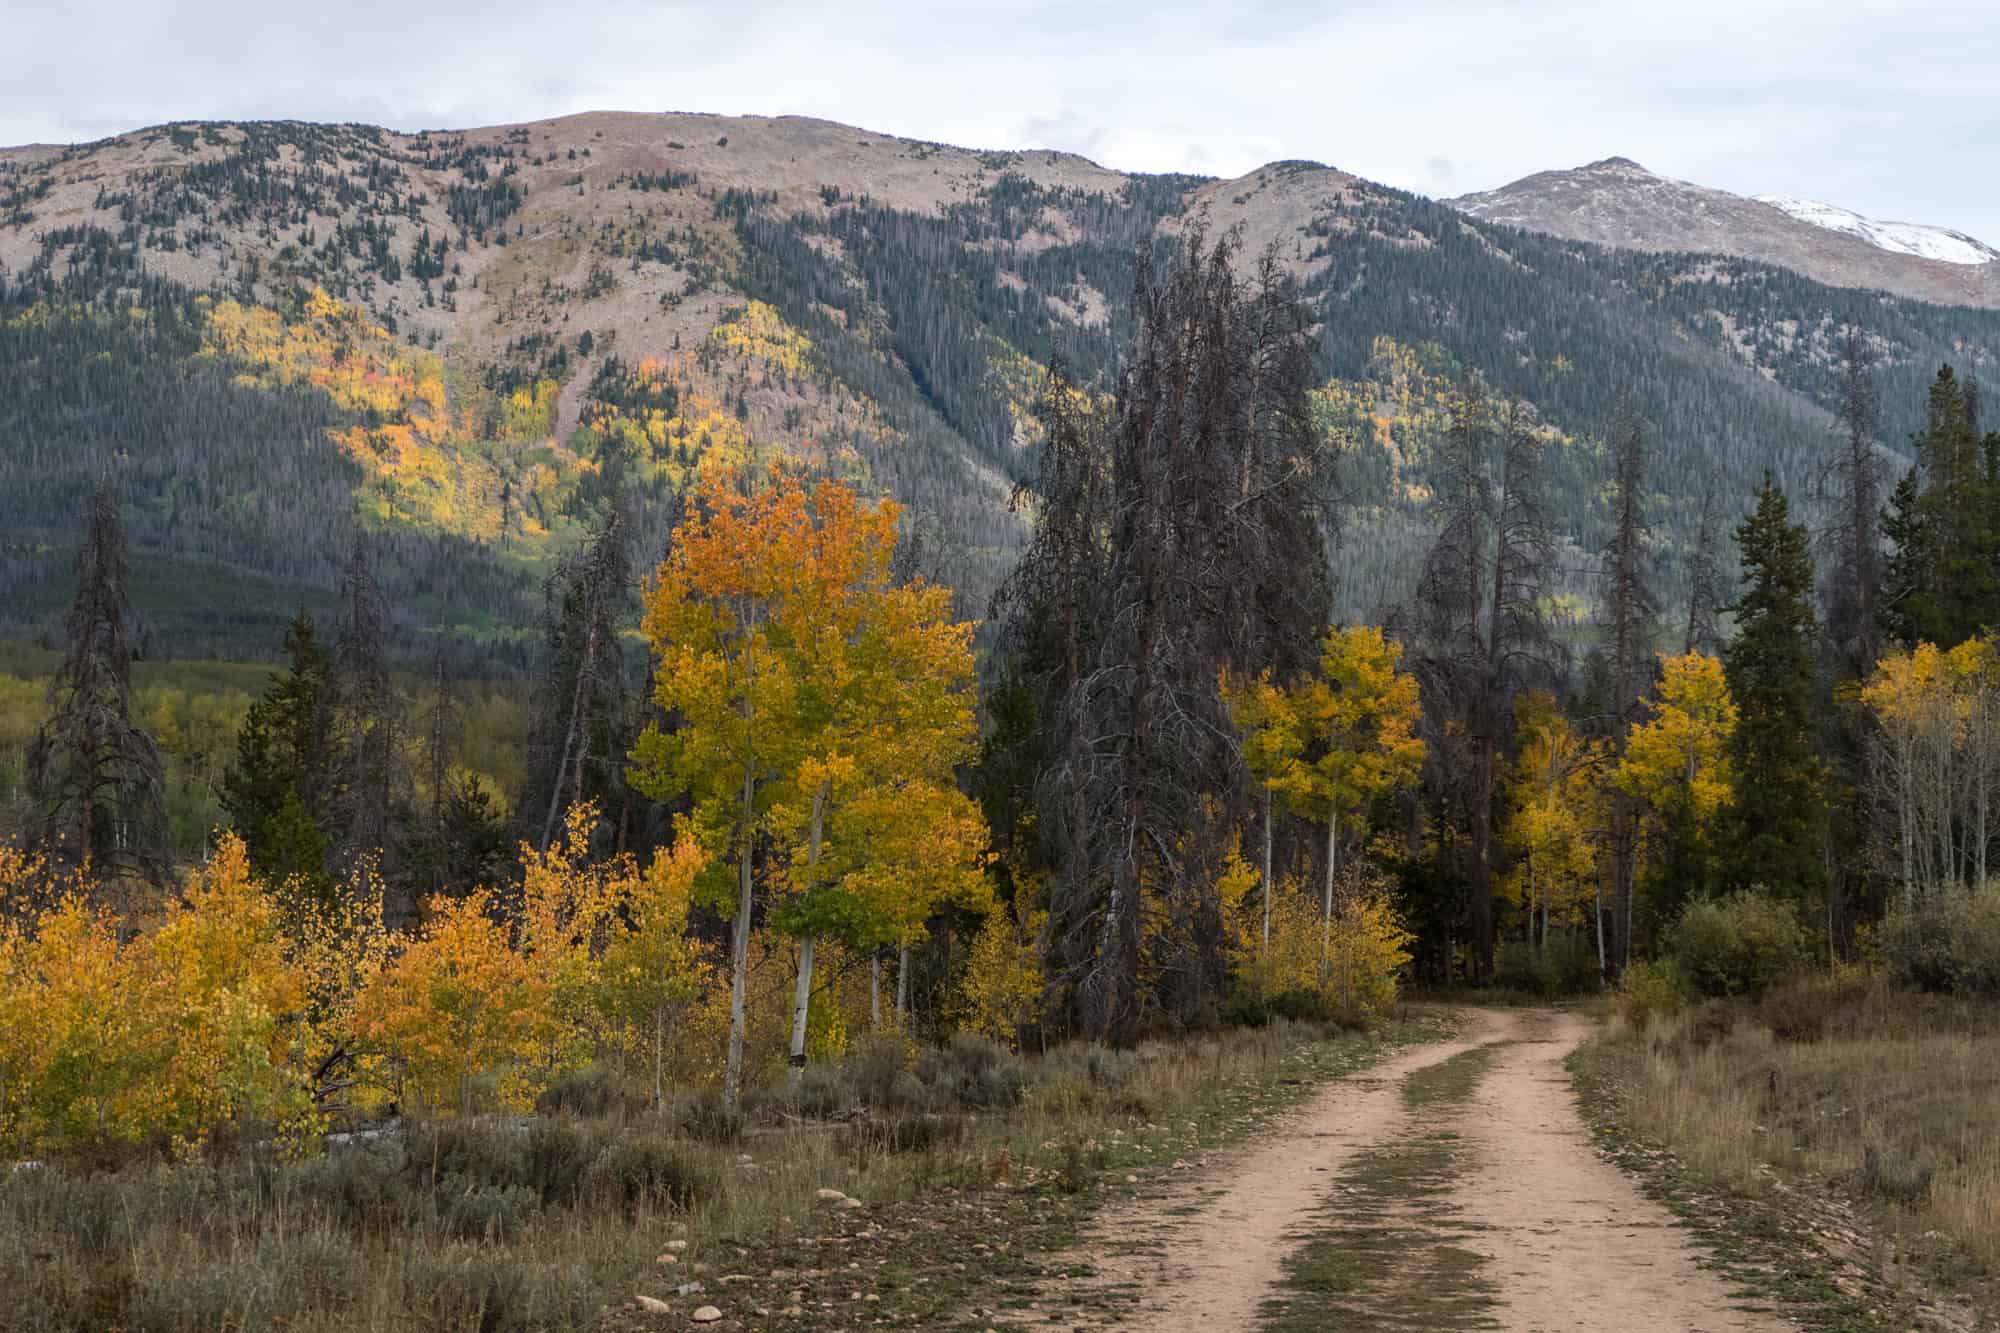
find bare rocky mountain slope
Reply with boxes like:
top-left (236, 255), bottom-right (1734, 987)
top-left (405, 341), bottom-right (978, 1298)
top-left (1452, 155), bottom-right (2000, 309)
top-left (5, 114), bottom-right (2000, 658)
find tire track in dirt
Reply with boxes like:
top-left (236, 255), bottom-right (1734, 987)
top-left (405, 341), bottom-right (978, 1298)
top-left (999, 1009), bottom-right (1513, 1327)
top-left (1451, 1010), bottom-right (1791, 1333)
top-left (998, 1007), bottom-right (1799, 1331)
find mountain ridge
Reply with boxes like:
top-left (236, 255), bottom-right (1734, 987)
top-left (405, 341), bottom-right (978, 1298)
top-left (1451, 156), bottom-right (2000, 308)
top-left (5, 111), bottom-right (2000, 662)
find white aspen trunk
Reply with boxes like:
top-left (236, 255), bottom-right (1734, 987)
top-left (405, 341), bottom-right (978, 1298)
top-left (1594, 877), bottom-right (1606, 988)
top-left (870, 952), bottom-right (882, 1032)
top-left (723, 789), bottom-right (754, 1111)
top-left (1321, 812), bottom-right (1338, 971)
top-left (655, 1008), bottom-right (666, 1114)
top-left (787, 780), bottom-right (831, 1083)
top-left (1262, 786), bottom-right (1274, 952)
top-left (787, 934), bottom-right (816, 1081)
top-left (722, 607), bottom-right (758, 1113)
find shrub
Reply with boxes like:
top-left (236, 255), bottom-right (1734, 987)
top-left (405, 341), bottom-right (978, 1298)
top-left (535, 1064), bottom-right (648, 1121)
top-left (1614, 958), bottom-right (1685, 1028)
top-left (792, 1066), bottom-right (850, 1119)
top-left (583, 1133), bottom-right (715, 1214)
top-left (440, 1182), bottom-right (540, 1241)
top-left (1753, 968), bottom-right (1878, 1042)
top-left (1665, 891), bottom-right (1813, 999)
top-left (846, 1111), bottom-right (966, 1155)
top-left (1881, 884), bottom-right (2000, 995)
top-left (1227, 866), bottom-right (1414, 1027)
top-left (844, 1033), bottom-right (916, 1109)
top-left (1494, 931), bottom-right (1602, 999)
top-left (913, 1034), bottom-right (1026, 1110)
top-left (676, 1089), bottom-right (745, 1145)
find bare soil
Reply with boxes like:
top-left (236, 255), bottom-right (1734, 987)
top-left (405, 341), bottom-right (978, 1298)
top-left (1007, 1008), bottom-right (1793, 1331)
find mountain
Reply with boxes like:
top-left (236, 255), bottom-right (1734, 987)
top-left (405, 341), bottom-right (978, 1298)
top-left (5, 115), bottom-right (2000, 663)
top-left (1451, 156), bottom-right (2000, 309)
top-left (1753, 196), bottom-right (2000, 267)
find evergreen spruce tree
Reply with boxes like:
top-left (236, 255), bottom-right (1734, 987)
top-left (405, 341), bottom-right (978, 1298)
top-left (1881, 365), bottom-right (2000, 649)
top-left (220, 609), bottom-right (334, 900)
top-left (27, 484), bottom-right (168, 885)
top-left (1723, 475), bottom-right (1827, 905)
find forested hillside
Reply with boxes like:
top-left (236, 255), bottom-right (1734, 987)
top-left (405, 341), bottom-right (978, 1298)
top-left (5, 112), bottom-right (2000, 662)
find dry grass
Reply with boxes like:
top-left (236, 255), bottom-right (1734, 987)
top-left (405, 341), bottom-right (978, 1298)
top-left (0, 1014), bottom-right (1451, 1331)
top-left (1598, 973), bottom-right (2000, 1301)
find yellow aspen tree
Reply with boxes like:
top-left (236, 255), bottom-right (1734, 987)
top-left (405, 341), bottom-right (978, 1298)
top-left (633, 467), bottom-right (817, 1110)
top-left (633, 466), bottom-right (987, 1101)
top-left (592, 836), bottom-right (716, 1111)
top-left (1290, 625), bottom-right (1425, 965)
top-left (353, 890), bottom-right (552, 1116)
top-left (1222, 669), bottom-right (1306, 951)
top-left (1501, 692), bottom-right (1603, 953)
top-left (1616, 651), bottom-right (1737, 925)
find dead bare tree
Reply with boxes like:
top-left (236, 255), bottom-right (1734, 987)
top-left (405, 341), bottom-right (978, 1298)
top-left (1601, 410), bottom-right (1657, 970)
top-left (1004, 225), bottom-right (1336, 1041)
top-left (28, 483), bottom-right (168, 890)
top-left (1414, 387), bottom-right (1559, 980)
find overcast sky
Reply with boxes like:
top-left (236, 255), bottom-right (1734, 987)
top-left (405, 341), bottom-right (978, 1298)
top-left (11, 0), bottom-right (2000, 243)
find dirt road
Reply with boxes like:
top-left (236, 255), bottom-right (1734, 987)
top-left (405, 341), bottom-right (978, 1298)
top-left (1008, 1009), bottom-right (1792, 1332)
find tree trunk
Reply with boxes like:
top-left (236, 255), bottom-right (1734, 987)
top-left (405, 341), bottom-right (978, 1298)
top-left (542, 606), bottom-right (598, 851)
top-left (1262, 786), bottom-right (1274, 951)
top-left (787, 780), bottom-right (831, 1083)
top-left (723, 801), bottom-right (754, 1111)
top-left (1321, 812), bottom-right (1339, 971)
top-left (1594, 875), bottom-right (1606, 987)
top-left (788, 934), bottom-right (816, 1079)
top-left (870, 952), bottom-right (882, 1031)
top-left (896, 941), bottom-right (910, 1020)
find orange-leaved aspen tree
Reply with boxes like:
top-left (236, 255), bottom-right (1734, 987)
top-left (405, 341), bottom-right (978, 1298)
top-left (632, 466), bottom-right (984, 1105)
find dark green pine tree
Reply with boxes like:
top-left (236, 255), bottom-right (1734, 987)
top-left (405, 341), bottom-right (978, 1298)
top-left (1723, 475), bottom-right (1827, 906)
top-left (221, 610), bottom-right (334, 903)
top-left (27, 484), bottom-right (169, 885)
top-left (1880, 365), bottom-right (2000, 649)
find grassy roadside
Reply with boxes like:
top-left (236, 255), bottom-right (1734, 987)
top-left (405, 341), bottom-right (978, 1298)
top-left (1569, 982), bottom-right (2000, 1333)
top-left (0, 1011), bottom-right (1456, 1332)
top-left (621, 1008), bottom-right (1459, 1331)
top-left (1256, 1042), bottom-right (1503, 1333)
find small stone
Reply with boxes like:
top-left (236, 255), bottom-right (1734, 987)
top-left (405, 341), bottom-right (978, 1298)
top-left (635, 1294), bottom-right (673, 1313)
top-left (665, 1239), bottom-right (689, 1252)
top-left (837, 1195), bottom-right (865, 1210)
top-left (676, 1281), bottom-right (705, 1296)
top-left (1124, 1174), bottom-right (1138, 1183)
top-left (692, 1307), bottom-right (723, 1324)
top-left (657, 1252), bottom-right (680, 1265)
top-left (815, 1187), bottom-right (848, 1203)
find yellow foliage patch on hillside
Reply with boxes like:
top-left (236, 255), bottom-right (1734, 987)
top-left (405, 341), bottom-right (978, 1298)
top-left (201, 288), bottom-right (590, 545)
top-left (708, 299), bottom-right (814, 379)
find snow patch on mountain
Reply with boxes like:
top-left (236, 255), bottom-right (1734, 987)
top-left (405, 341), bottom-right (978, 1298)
top-left (1754, 196), bottom-right (1998, 266)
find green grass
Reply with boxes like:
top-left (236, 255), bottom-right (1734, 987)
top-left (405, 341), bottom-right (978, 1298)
top-left (1257, 1043), bottom-right (1504, 1332)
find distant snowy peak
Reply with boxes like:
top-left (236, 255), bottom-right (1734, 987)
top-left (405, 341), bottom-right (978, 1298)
top-left (1753, 195), bottom-right (1998, 267)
